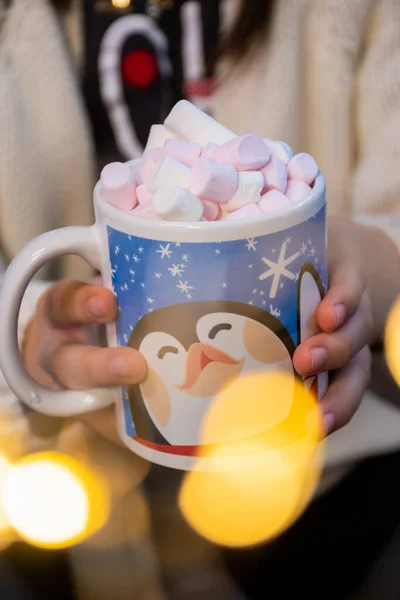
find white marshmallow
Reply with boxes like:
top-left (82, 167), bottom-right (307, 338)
top-left (223, 171), bottom-right (264, 212)
top-left (101, 162), bottom-right (137, 212)
top-left (226, 204), bottom-right (263, 220)
top-left (144, 124), bottom-right (177, 152)
top-left (263, 139), bottom-right (294, 165)
top-left (164, 100), bottom-right (237, 146)
top-left (153, 185), bottom-right (204, 222)
top-left (148, 156), bottom-right (190, 193)
top-left (258, 190), bottom-right (293, 213)
top-left (136, 148), bottom-right (163, 185)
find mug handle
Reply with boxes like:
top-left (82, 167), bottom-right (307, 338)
top-left (0, 226), bottom-right (118, 417)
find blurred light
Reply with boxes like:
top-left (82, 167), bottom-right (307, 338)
top-left (111, 0), bottom-right (131, 8)
top-left (385, 298), bottom-right (400, 387)
top-left (1, 452), bottom-right (110, 549)
top-left (0, 453), bottom-right (11, 537)
top-left (179, 371), bottom-right (323, 548)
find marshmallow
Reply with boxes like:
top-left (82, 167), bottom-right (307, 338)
top-left (260, 155), bottom-right (287, 194)
top-left (263, 139), bottom-right (294, 165)
top-left (287, 153), bottom-right (318, 185)
top-left (144, 124), bottom-right (177, 152)
top-left (164, 100), bottom-right (236, 146)
top-left (136, 184), bottom-right (153, 206)
top-left (226, 204), bottom-right (263, 220)
top-left (148, 156), bottom-right (190, 193)
top-left (201, 142), bottom-right (220, 160)
top-left (215, 135), bottom-right (270, 171)
top-left (201, 199), bottom-right (220, 221)
top-left (258, 190), bottom-right (293, 213)
top-left (101, 162), bottom-right (137, 212)
top-left (285, 180), bottom-right (312, 204)
top-left (132, 204), bottom-right (161, 220)
top-left (223, 171), bottom-right (264, 213)
top-left (136, 148), bottom-right (163, 185)
top-left (153, 185), bottom-right (204, 222)
top-left (189, 157), bottom-right (238, 202)
top-left (164, 139), bottom-right (202, 167)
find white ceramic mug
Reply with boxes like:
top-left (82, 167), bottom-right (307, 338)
top-left (0, 161), bottom-right (328, 470)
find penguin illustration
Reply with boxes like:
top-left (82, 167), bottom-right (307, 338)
top-left (127, 264), bottom-right (326, 453)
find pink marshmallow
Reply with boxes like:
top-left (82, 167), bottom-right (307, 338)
top-left (101, 162), bottom-right (137, 212)
top-left (136, 184), bottom-right (153, 206)
top-left (136, 148), bottom-right (163, 185)
top-left (285, 180), bottom-right (312, 204)
top-left (260, 155), bottom-right (287, 194)
top-left (258, 190), bottom-right (293, 213)
top-left (131, 203), bottom-right (161, 220)
top-left (189, 157), bottom-right (238, 202)
top-left (218, 210), bottom-right (230, 221)
top-left (215, 135), bottom-right (270, 171)
top-left (226, 204), bottom-right (263, 220)
top-left (163, 139), bottom-right (202, 167)
top-left (287, 153), bottom-right (318, 185)
top-left (201, 142), bottom-right (220, 160)
top-left (201, 199), bottom-right (220, 221)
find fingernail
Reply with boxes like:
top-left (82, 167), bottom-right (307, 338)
top-left (335, 304), bottom-right (347, 328)
top-left (87, 296), bottom-right (103, 317)
top-left (323, 413), bottom-right (336, 436)
top-left (110, 355), bottom-right (128, 377)
top-left (310, 347), bottom-right (329, 372)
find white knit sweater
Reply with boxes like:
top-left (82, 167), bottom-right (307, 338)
top-left (0, 0), bottom-right (400, 597)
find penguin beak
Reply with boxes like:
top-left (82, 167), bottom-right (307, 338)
top-left (178, 343), bottom-right (240, 391)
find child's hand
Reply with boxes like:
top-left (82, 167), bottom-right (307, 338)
top-left (293, 218), bottom-right (375, 436)
top-left (22, 280), bottom-right (146, 391)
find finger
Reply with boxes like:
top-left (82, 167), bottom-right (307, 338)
top-left (44, 280), bottom-right (118, 325)
top-left (317, 263), bottom-right (367, 333)
top-left (294, 293), bottom-right (374, 375)
top-left (320, 346), bottom-right (371, 435)
top-left (51, 345), bottom-right (147, 390)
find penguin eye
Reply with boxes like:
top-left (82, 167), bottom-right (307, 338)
top-left (158, 345), bottom-right (179, 359)
top-left (208, 323), bottom-right (232, 340)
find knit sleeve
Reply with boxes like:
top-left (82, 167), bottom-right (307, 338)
top-left (351, 0), bottom-right (400, 253)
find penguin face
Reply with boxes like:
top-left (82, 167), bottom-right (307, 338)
top-left (128, 302), bottom-right (296, 446)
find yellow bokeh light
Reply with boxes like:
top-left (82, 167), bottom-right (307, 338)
top-left (179, 370), bottom-right (324, 548)
top-left (385, 298), bottom-right (400, 387)
top-left (0, 453), bottom-right (11, 536)
top-left (1, 452), bottom-right (109, 549)
top-left (111, 0), bottom-right (131, 8)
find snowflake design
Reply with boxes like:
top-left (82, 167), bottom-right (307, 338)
top-left (246, 238), bottom-right (258, 251)
top-left (154, 273), bottom-right (162, 279)
top-left (294, 271), bottom-right (300, 282)
top-left (259, 241), bottom-right (300, 299)
top-left (248, 264), bottom-right (253, 269)
top-left (271, 249), bottom-right (276, 254)
top-left (252, 288), bottom-right (258, 294)
top-left (132, 254), bottom-right (140, 263)
top-left (300, 242), bottom-right (308, 255)
top-left (215, 249), bottom-right (221, 255)
top-left (140, 283), bottom-right (145, 288)
top-left (168, 264), bottom-right (184, 277)
top-left (260, 291), bottom-right (265, 296)
top-left (124, 254), bottom-right (130, 262)
top-left (248, 300), bottom-right (254, 305)
top-left (115, 245), bottom-right (120, 255)
top-left (129, 324), bottom-right (134, 331)
top-left (123, 334), bottom-right (129, 343)
top-left (182, 254), bottom-right (189, 262)
top-left (269, 304), bottom-right (282, 319)
top-left (129, 269), bottom-right (135, 276)
top-left (138, 246), bottom-right (144, 254)
top-left (177, 280), bottom-right (193, 294)
top-left (148, 308), bottom-right (154, 313)
top-left (157, 244), bottom-right (173, 259)
top-left (147, 296), bottom-right (155, 304)
top-left (222, 282), bottom-right (227, 289)
top-left (308, 246), bottom-right (317, 257)
top-left (285, 236), bottom-right (292, 244)
top-left (175, 242), bottom-right (181, 247)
